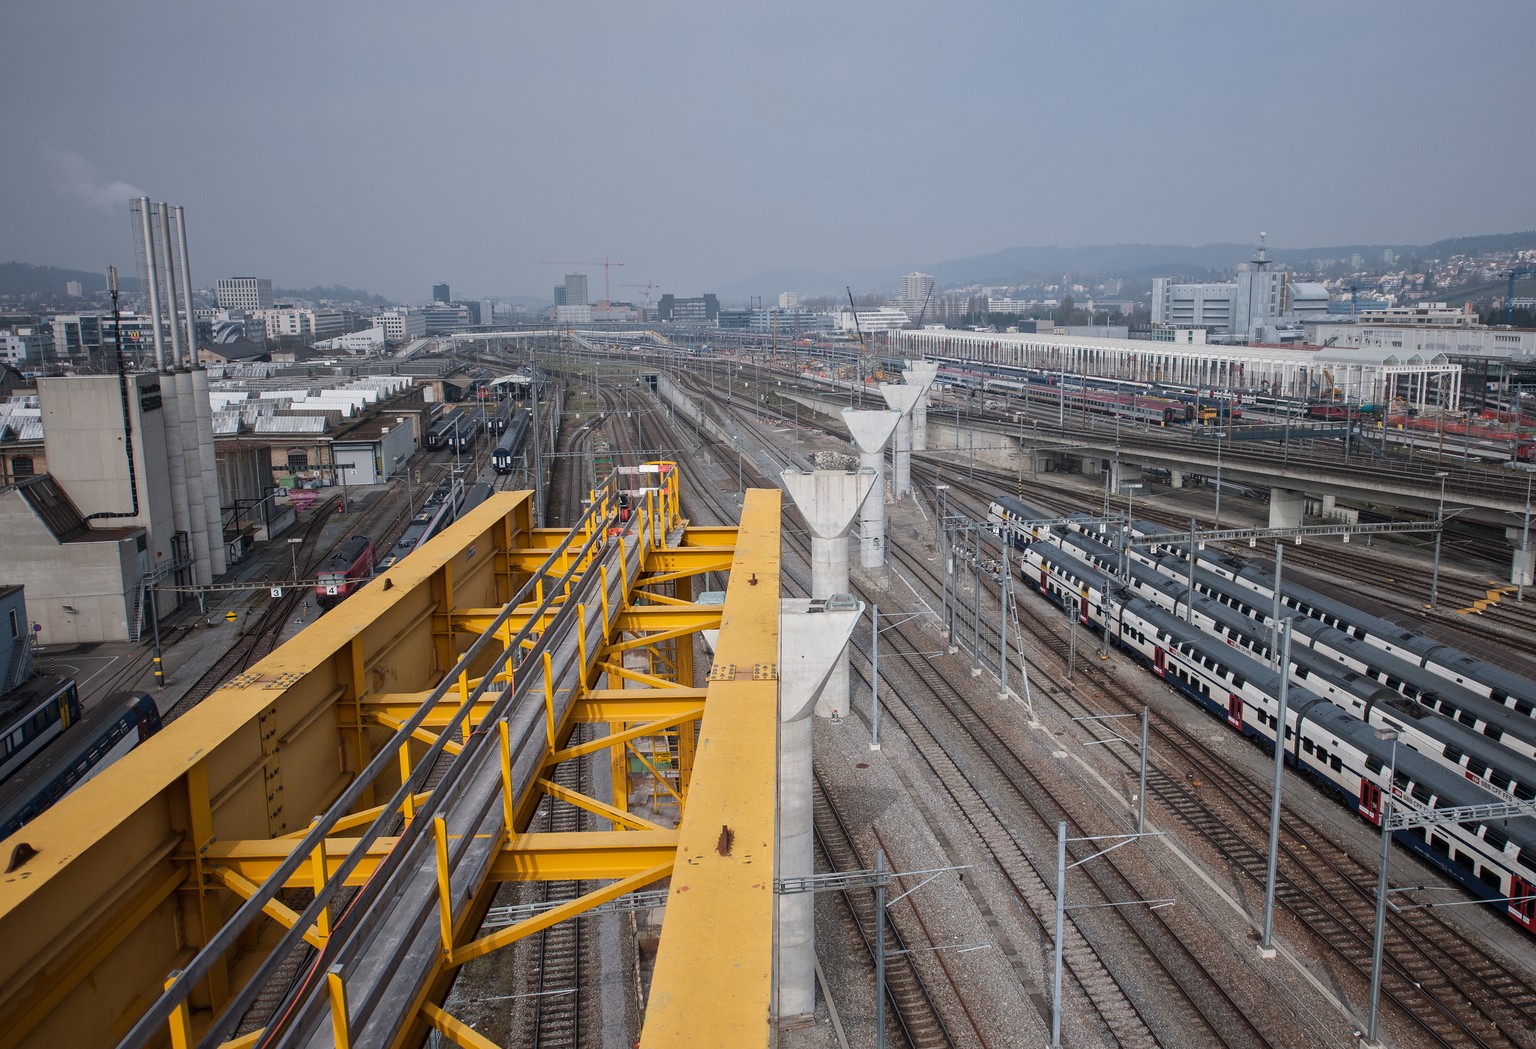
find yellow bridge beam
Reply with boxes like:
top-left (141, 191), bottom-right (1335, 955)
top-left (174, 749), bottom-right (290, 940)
top-left (0, 467), bottom-right (783, 1049)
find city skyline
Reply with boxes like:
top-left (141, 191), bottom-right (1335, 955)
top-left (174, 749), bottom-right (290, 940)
top-left (3, 1), bottom-right (1534, 302)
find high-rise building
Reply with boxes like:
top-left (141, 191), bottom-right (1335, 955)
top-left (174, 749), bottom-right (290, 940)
top-left (563, 273), bottom-right (589, 307)
top-left (778, 292), bottom-right (799, 309)
top-left (64, 281), bottom-right (83, 298)
top-left (901, 272), bottom-right (935, 303)
top-left (432, 283), bottom-right (451, 303)
top-left (553, 285), bottom-right (567, 306)
top-left (215, 277), bottom-right (273, 311)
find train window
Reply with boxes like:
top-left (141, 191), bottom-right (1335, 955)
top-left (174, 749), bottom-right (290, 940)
top-left (1438, 701), bottom-right (1458, 718)
top-left (1490, 770), bottom-right (1512, 791)
top-left (1442, 745), bottom-right (1464, 764)
top-left (1486, 727), bottom-right (1504, 743)
top-left (1411, 783), bottom-right (1431, 804)
top-left (1517, 783), bottom-right (1535, 802)
top-left (1392, 770), bottom-right (1409, 791)
top-left (1518, 849), bottom-right (1536, 875)
top-left (1330, 756), bottom-right (1342, 772)
top-left (1302, 739), bottom-right (1315, 754)
top-left (1430, 835), bottom-right (1450, 857)
top-left (1366, 754), bottom-right (1383, 774)
top-left (1458, 711), bottom-right (1477, 727)
top-left (1492, 689), bottom-right (1509, 705)
top-left (1485, 826), bottom-right (1509, 851)
top-left (1453, 850), bottom-right (1476, 874)
top-left (1514, 700), bottom-right (1534, 716)
top-left (1480, 869), bottom-right (1503, 892)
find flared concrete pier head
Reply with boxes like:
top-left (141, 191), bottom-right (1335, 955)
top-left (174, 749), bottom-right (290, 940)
top-left (879, 383), bottom-right (922, 498)
top-left (842, 407), bottom-right (901, 568)
top-left (902, 361), bottom-right (939, 452)
top-left (781, 468), bottom-right (875, 718)
top-left (776, 594), bottom-right (863, 1022)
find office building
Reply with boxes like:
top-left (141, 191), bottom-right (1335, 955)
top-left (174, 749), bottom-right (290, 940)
top-left (563, 273), bottom-right (589, 307)
top-left (656, 294), bottom-right (718, 323)
top-left (216, 277), bottom-right (274, 311)
top-left (432, 283), bottom-right (451, 303)
top-left (376, 308), bottom-right (427, 344)
top-left (50, 315), bottom-right (103, 362)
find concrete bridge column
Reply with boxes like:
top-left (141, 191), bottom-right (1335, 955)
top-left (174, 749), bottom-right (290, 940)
top-left (901, 362), bottom-right (939, 452)
top-left (1506, 527), bottom-right (1534, 588)
top-left (1270, 488), bottom-right (1306, 529)
top-left (843, 408), bottom-right (901, 568)
top-left (1080, 456), bottom-right (1103, 477)
top-left (1169, 470), bottom-right (1184, 489)
top-left (879, 384), bottom-right (922, 497)
top-left (1320, 494), bottom-right (1337, 518)
top-left (781, 469), bottom-right (875, 719)
top-left (777, 595), bottom-right (864, 1023)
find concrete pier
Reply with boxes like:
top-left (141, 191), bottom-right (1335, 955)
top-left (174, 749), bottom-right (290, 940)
top-left (1270, 487), bottom-right (1305, 529)
top-left (781, 469), bottom-right (875, 718)
top-left (776, 595), bottom-right (863, 1022)
top-left (902, 361), bottom-right (939, 452)
top-left (879, 384), bottom-right (922, 498)
top-left (1507, 527), bottom-right (1534, 587)
top-left (842, 408), bottom-right (901, 568)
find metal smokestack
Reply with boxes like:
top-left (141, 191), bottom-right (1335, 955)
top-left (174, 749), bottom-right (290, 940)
top-left (158, 204), bottom-right (184, 370)
top-left (175, 205), bottom-right (227, 576)
top-left (135, 198), bottom-right (167, 371)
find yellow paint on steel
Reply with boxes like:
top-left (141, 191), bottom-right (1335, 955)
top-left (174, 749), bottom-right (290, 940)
top-left (543, 707), bottom-right (704, 764)
top-left (450, 861), bottom-right (674, 967)
top-left (0, 470), bottom-right (779, 1048)
top-left (533, 777), bottom-right (666, 831)
top-left (421, 1001), bottom-right (504, 1049)
top-left (641, 488), bottom-right (781, 1048)
top-left (202, 830), bottom-right (679, 887)
top-left (0, 493), bottom-right (531, 1048)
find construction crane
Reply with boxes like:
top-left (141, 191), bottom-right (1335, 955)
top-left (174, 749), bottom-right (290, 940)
top-left (541, 257), bottom-right (626, 305)
top-left (846, 285), bottom-right (869, 388)
top-left (1507, 265), bottom-right (1536, 325)
top-left (619, 281), bottom-right (662, 308)
top-left (914, 283), bottom-right (935, 328)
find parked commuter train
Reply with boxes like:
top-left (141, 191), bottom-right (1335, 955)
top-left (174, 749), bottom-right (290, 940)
top-left (375, 479), bottom-right (466, 572)
top-left (315, 536), bottom-right (376, 609)
top-left (991, 510), bottom-right (1536, 931)
top-left (448, 408), bottom-right (485, 453)
top-left (1061, 388), bottom-right (1193, 426)
top-left (989, 494), bottom-right (1536, 771)
top-left (0, 691), bottom-right (161, 838)
top-left (491, 408), bottom-right (533, 474)
top-left (0, 676), bottom-right (82, 785)
top-left (1009, 511), bottom-right (1536, 807)
top-left (424, 410), bottom-right (463, 451)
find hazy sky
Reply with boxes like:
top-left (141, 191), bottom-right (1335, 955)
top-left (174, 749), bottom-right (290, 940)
top-left (4, 0), bottom-right (1534, 301)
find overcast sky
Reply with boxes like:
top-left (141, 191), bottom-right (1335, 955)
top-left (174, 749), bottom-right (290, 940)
top-left (4, 0), bottom-right (1533, 302)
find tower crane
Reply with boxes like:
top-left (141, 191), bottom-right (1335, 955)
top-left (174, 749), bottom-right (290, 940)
top-left (541, 257), bottom-right (626, 305)
top-left (618, 281), bottom-right (663, 308)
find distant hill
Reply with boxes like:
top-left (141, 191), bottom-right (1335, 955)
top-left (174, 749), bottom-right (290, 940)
top-left (719, 231), bottom-right (1536, 300)
top-left (273, 284), bottom-right (391, 307)
top-left (0, 261), bottom-right (140, 299)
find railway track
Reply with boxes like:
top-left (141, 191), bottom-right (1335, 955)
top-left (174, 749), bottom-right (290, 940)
top-left (900, 464), bottom-right (1536, 1048)
top-left (811, 767), bottom-right (956, 1049)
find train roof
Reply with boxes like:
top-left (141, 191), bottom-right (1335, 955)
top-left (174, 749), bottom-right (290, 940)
top-left (1233, 563), bottom-right (1536, 707)
top-left (1122, 596), bottom-right (1536, 837)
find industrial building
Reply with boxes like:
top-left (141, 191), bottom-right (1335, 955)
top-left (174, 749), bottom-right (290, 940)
top-left (1151, 240), bottom-right (1329, 340)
